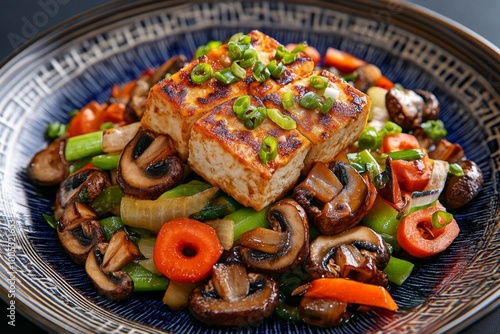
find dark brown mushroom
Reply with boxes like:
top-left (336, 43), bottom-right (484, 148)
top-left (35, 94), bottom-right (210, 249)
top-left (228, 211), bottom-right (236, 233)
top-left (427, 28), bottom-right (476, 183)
top-left (26, 138), bottom-right (69, 186)
top-left (188, 262), bottom-right (279, 327)
top-left (124, 55), bottom-right (187, 121)
top-left (116, 129), bottom-right (183, 199)
top-left (306, 226), bottom-right (390, 287)
top-left (293, 161), bottom-right (373, 235)
top-left (54, 169), bottom-right (109, 220)
top-left (386, 87), bottom-right (440, 131)
top-left (239, 199), bottom-right (309, 272)
top-left (85, 241), bottom-right (135, 301)
top-left (298, 296), bottom-right (352, 327)
top-left (352, 64), bottom-right (382, 92)
top-left (57, 201), bottom-right (106, 264)
top-left (440, 160), bottom-right (483, 210)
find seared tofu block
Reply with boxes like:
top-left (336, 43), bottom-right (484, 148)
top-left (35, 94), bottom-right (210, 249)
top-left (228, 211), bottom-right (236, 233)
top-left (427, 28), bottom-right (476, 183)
top-left (142, 56), bottom-right (248, 160)
top-left (263, 69), bottom-right (370, 172)
top-left (142, 30), bottom-right (314, 160)
top-left (188, 96), bottom-right (311, 211)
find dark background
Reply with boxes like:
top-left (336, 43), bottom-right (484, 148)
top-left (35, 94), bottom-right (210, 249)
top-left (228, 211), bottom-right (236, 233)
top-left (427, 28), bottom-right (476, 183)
top-left (0, 0), bottom-right (499, 333)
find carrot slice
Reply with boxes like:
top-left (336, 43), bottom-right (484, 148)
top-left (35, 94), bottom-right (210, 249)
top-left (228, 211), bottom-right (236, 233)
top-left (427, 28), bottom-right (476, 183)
top-left (153, 218), bottom-right (223, 283)
top-left (375, 75), bottom-right (394, 90)
top-left (323, 47), bottom-right (366, 73)
top-left (304, 278), bottom-right (398, 311)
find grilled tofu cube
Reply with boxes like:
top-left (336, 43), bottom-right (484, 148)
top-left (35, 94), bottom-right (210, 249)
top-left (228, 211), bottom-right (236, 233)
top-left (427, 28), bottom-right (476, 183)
top-left (188, 96), bottom-right (311, 211)
top-left (141, 56), bottom-right (248, 160)
top-left (263, 69), bottom-right (370, 172)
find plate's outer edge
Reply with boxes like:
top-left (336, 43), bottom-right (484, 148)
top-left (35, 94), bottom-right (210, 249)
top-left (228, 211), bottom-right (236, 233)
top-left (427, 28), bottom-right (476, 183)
top-left (0, 0), bottom-right (498, 333)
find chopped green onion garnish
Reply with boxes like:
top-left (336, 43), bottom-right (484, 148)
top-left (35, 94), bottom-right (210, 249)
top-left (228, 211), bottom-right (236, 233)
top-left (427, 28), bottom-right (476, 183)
top-left (214, 67), bottom-right (239, 84)
top-left (65, 130), bottom-right (104, 161)
top-left (299, 91), bottom-right (321, 110)
top-left (253, 60), bottom-right (271, 82)
top-left (386, 149), bottom-right (424, 161)
top-left (267, 60), bottom-right (285, 79)
top-left (291, 42), bottom-right (307, 53)
top-left (449, 163), bottom-right (464, 177)
top-left (275, 45), bottom-right (287, 60)
top-left (231, 61), bottom-right (246, 79)
top-left (310, 76), bottom-right (329, 90)
top-left (239, 48), bottom-right (258, 68)
top-left (233, 95), bottom-right (251, 117)
top-left (320, 97), bottom-right (335, 114)
top-left (190, 63), bottom-right (213, 84)
top-left (421, 119), bottom-right (447, 142)
top-left (282, 52), bottom-right (296, 65)
top-left (228, 41), bottom-right (249, 60)
top-left (431, 210), bottom-right (454, 229)
top-left (342, 72), bottom-right (358, 82)
top-left (259, 135), bottom-right (278, 164)
top-left (282, 91), bottom-right (295, 110)
top-left (267, 108), bottom-right (296, 130)
top-left (194, 40), bottom-right (222, 58)
top-left (241, 107), bottom-right (267, 129)
top-left (229, 32), bottom-right (244, 43)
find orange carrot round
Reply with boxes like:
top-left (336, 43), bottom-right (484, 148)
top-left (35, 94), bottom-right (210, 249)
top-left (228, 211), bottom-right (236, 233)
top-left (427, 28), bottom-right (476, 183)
top-left (154, 217), bottom-right (223, 283)
top-left (304, 278), bottom-right (398, 311)
top-left (397, 204), bottom-right (460, 258)
top-left (323, 47), bottom-right (366, 73)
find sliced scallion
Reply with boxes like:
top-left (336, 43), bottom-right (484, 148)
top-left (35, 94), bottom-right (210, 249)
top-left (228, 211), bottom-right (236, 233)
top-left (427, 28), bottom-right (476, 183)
top-left (431, 210), bottom-right (454, 229)
top-left (267, 60), bottom-right (285, 79)
top-left (241, 107), bottom-right (267, 129)
top-left (320, 97), bottom-right (335, 114)
top-left (253, 60), bottom-right (271, 82)
top-left (299, 91), bottom-right (321, 110)
top-left (386, 149), bottom-right (424, 161)
top-left (231, 61), bottom-right (246, 79)
top-left (233, 95), bottom-right (251, 117)
top-left (214, 67), bottom-right (239, 84)
top-left (259, 135), bottom-right (278, 164)
top-left (267, 108), bottom-right (296, 130)
top-left (190, 63), bottom-right (212, 84)
top-left (239, 48), bottom-right (258, 68)
top-left (282, 91), bottom-right (295, 110)
top-left (310, 76), bottom-right (329, 90)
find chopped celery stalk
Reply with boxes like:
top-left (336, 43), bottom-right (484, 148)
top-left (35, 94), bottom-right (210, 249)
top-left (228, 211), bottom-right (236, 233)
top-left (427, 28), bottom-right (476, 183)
top-left (384, 256), bottom-right (414, 286)
top-left (99, 216), bottom-right (124, 240)
top-left (362, 196), bottom-right (400, 250)
top-left (91, 153), bottom-right (120, 170)
top-left (225, 206), bottom-right (270, 241)
top-left (65, 130), bottom-right (103, 161)
top-left (42, 213), bottom-right (57, 229)
top-left (91, 185), bottom-right (123, 216)
top-left (122, 262), bottom-right (168, 292)
top-left (160, 180), bottom-right (212, 198)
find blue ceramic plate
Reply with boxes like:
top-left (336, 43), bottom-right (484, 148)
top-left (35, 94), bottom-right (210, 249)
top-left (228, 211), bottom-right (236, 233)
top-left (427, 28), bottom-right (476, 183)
top-left (0, 1), bottom-right (498, 333)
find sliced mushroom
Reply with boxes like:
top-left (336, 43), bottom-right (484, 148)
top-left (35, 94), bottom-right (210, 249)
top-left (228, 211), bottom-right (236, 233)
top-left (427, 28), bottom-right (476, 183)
top-left (57, 201), bottom-right (106, 264)
top-left (125, 55), bottom-right (187, 121)
top-left (55, 169), bottom-right (109, 220)
top-left (188, 262), bottom-right (279, 327)
top-left (441, 160), bottom-right (483, 210)
top-left (352, 64), bottom-right (382, 92)
top-left (294, 161), bottom-right (372, 235)
top-left (429, 139), bottom-right (465, 163)
top-left (26, 138), bottom-right (69, 186)
top-left (100, 229), bottom-right (140, 273)
top-left (386, 87), bottom-right (440, 131)
top-left (306, 226), bottom-right (390, 287)
top-left (116, 129), bottom-right (183, 199)
top-left (239, 199), bottom-right (309, 272)
top-left (85, 242), bottom-right (134, 301)
top-left (298, 296), bottom-right (352, 327)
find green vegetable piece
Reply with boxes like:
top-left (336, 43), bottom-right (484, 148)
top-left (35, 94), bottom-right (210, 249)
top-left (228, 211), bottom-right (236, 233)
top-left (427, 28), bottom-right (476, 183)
top-left (226, 206), bottom-right (270, 241)
top-left (160, 180), bottom-right (212, 198)
top-left (362, 196), bottom-right (400, 250)
top-left (42, 213), bottom-right (57, 229)
top-left (267, 59), bottom-right (285, 78)
top-left (358, 126), bottom-right (379, 150)
top-left (299, 91), bottom-right (321, 110)
top-left (421, 119), bottom-right (447, 142)
top-left (122, 262), bottom-right (169, 292)
top-left (383, 256), bottom-right (414, 286)
top-left (91, 153), bottom-right (120, 170)
top-left (91, 185), bottom-right (124, 216)
top-left (45, 121), bottom-right (67, 139)
top-left (319, 97), bottom-right (335, 114)
top-left (253, 60), bottom-right (271, 82)
top-left (448, 163), bottom-right (464, 177)
top-left (190, 63), bottom-right (213, 84)
top-left (212, 195), bottom-right (243, 215)
top-left (386, 149), bottom-right (424, 161)
top-left (231, 61), bottom-right (246, 79)
top-left (431, 210), bottom-right (454, 229)
top-left (190, 205), bottom-right (227, 221)
top-left (99, 216), bottom-right (124, 240)
top-left (65, 130), bottom-right (104, 161)
top-left (282, 91), bottom-right (295, 110)
top-left (214, 67), bottom-right (239, 84)
top-left (310, 76), bottom-right (329, 90)
top-left (259, 135), bottom-right (278, 164)
top-left (233, 95), bottom-right (251, 117)
top-left (267, 108), bottom-right (296, 130)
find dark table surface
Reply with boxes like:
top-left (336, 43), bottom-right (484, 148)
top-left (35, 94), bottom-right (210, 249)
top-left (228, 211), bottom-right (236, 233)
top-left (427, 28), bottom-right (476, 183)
top-left (1, 0), bottom-right (499, 333)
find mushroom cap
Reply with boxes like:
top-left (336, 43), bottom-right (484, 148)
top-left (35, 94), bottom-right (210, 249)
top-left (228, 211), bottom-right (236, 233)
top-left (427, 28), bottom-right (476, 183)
top-left (294, 161), bottom-right (373, 235)
top-left (299, 296), bottom-right (352, 327)
top-left (26, 138), bottom-right (69, 187)
top-left (306, 225), bottom-right (390, 285)
top-left (116, 129), bottom-right (183, 199)
top-left (441, 160), bottom-right (483, 210)
top-left (188, 263), bottom-right (279, 327)
top-left (239, 199), bottom-right (309, 273)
